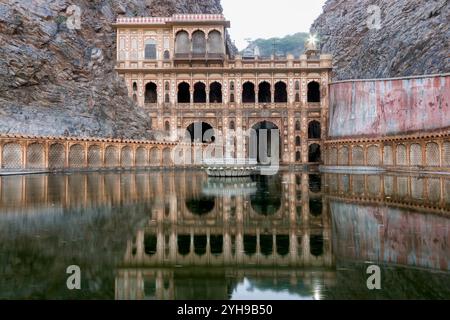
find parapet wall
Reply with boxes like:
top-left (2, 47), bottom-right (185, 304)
top-left (0, 135), bottom-right (205, 173)
top-left (328, 74), bottom-right (450, 138)
top-left (324, 74), bottom-right (450, 172)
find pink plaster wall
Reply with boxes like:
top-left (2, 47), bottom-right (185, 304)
top-left (331, 201), bottom-right (450, 271)
top-left (328, 75), bottom-right (450, 138)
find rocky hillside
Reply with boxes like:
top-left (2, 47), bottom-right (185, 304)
top-left (311, 0), bottom-right (450, 80)
top-left (0, 0), bottom-right (230, 139)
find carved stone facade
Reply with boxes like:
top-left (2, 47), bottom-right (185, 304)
top-left (114, 15), bottom-right (332, 165)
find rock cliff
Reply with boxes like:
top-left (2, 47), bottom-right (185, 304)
top-left (311, 0), bottom-right (450, 80)
top-left (0, 0), bottom-right (229, 139)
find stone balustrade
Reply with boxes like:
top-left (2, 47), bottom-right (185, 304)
top-left (0, 134), bottom-right (206, 172)
top-left (323, 131), bottom-right (450, 173)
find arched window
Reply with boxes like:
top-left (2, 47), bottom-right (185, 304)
top-left (175, 31), bottom-right (190, 55)
top-left (230, 81), bottom-right (235, 91)
top-left (165, 81), bottom-right (170, 91)
top-left (295, 93), bottom-right (300, 102)
top-left (132, 82), bottom-right (137, 91)
top-left (230, 93), bottom-right (235, 103)
top-left (242, 82), bottom-right (255, 103)
top-left (144, 82), bottom-right (157, 103)
top-left (207, 30), bottom-right (223, 55)
top-left (258, 81), bottom-right (271, 103)
top-left (163, 50), bottom-right (170, 60)
top-left (229, 120), bottom-right (235, 130)
top-left (295, 136), bottom-right (301, 146)
top-left (209, 82), bottom-right (222, 103)
top-left (307, 81), bottom-right (320, 103)
top-left (192, 30), bottom-right (206, 56)
top-left (164, 93), bottom-right (170, 104)
top-left (194, 82), bottom-right (206, 103)
top-left (296, 151), bottom-right (301, 162)
top-left (165, 121), bottom-right (170, 132)
top-left (144, 39), bottom-right (157, 60)
top-left (295, 121), bottom-right (301, 131)
top-left (295, 81), bottom-right (300, 90)
top-left (274, 81), bottom-right (287, 103)
top-left (308, 144), bottom-right (321, 163)
top-left (308, 121), bottom-right (321, 139)
top-left (178, 82), bottom-right (190, 103)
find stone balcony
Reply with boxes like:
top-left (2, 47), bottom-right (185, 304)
top-left (143, 102), bottom-right (323, 110)
top-left (116, 54), bottom-right (333, 71)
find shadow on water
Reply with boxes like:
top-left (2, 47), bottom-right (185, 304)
top-left (0, 170), bottom-right (449, 299)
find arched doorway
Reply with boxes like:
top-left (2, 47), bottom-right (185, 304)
top-left (209, 82), bottom-right (222, 103)
top-left (250, 121), bottom-right (281, 165)
top-left (178, 82), bottom-right (190, 103)
top-left (258, 81), bottom-right (271, 103)
top-left (274, 81), bottom-right (287, 103)
top-left (310, 234), bottom-right (324, 257)
top-left (307, 81), bottom-right (320, 103)
top-left (185, 197), bottom-right (215, 216)
top-left (308, 144), bottom-right (321, 163)
top-left (242, 82), bottom-right (255, 103)
top-left (194, 82), bottom-right (206, 103)
top-left (308, 121), bottom-right (321, 139)
top-left (250, 174), bottom-right (282, 216)
top-left (186, 122), bottom-right (215, 143)
top-left (144, 82), bottom-right (157, 103)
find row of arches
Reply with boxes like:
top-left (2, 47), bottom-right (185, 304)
top-left (326, 141), bottom-right (450, 167)
top-left (143, 233), bottom-right (325, 258)
top-left (140, 80), bottom-right (321, 104)
top-left (0, 142), bottom-right (175, 169)
top-left (175, 30), bottom-right (224, 56)
top-left (178, 82), bottom-right (223, 103)
top-left (294, 119), bottom-right (321, 136)
top-left (143, 81), bottom-right (223, 104)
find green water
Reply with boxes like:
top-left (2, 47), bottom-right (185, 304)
top-left (0, 170), bottom-right (449, 300)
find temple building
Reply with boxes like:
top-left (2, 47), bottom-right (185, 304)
top-left (114, 14), bottom-right (332, 165)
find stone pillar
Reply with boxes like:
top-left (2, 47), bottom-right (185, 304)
top-left (136, 230), bottom-right (145, 260)
top-left (289, 229), bottom-right (298, 266)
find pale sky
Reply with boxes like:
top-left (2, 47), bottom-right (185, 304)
top-left (222, 0), bottom-right (327, 50)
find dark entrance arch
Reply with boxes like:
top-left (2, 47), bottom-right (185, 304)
top-left (186, 122), bottom-right (215, 143)
top-left (258, 81), bottom-right (271, 103)
top-left (209, 82), bottom-right (222, 103)
top-left (242, 82), bottom-right (255, 103)
top-left (310, 234), bottom-right (324, 257)
top-left (250, 121), bottom-right (280, 165)
top-left (274, 81), bottom-right (287, 103)
top-left (194, 82), bottom-right (206, 103)
top-left (307, 81), bottom-right (320, 103)
top-left (144, 82), bottom-right (157, 103)
top-left (308, 144), bottom-right (321, 163)
top-left (186, 196), bottom-right (215, 216)
top-left (178, 82), bottom-right (190, 103)
top-left (250, 174), bottom-right (282, 216)
top-left (308, 121), bottom-right (321, 139)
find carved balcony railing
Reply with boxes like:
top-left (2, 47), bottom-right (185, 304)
top-left (173, 52), bottom-right (225, 62)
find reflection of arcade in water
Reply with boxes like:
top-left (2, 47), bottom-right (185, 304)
top-left (116, 171), bottom-right (450, 300)
top-left (0, 170), bottom-right (448, 299)
top-left (116, 172), bottom-right (333, 300)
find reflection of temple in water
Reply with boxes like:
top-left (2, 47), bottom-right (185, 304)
top-left (0, 171), bottom-right (448, 299)
top-left (115, 171), bottom-right (450, 300)
top-left (116, 171), bottom-right (333, 300)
